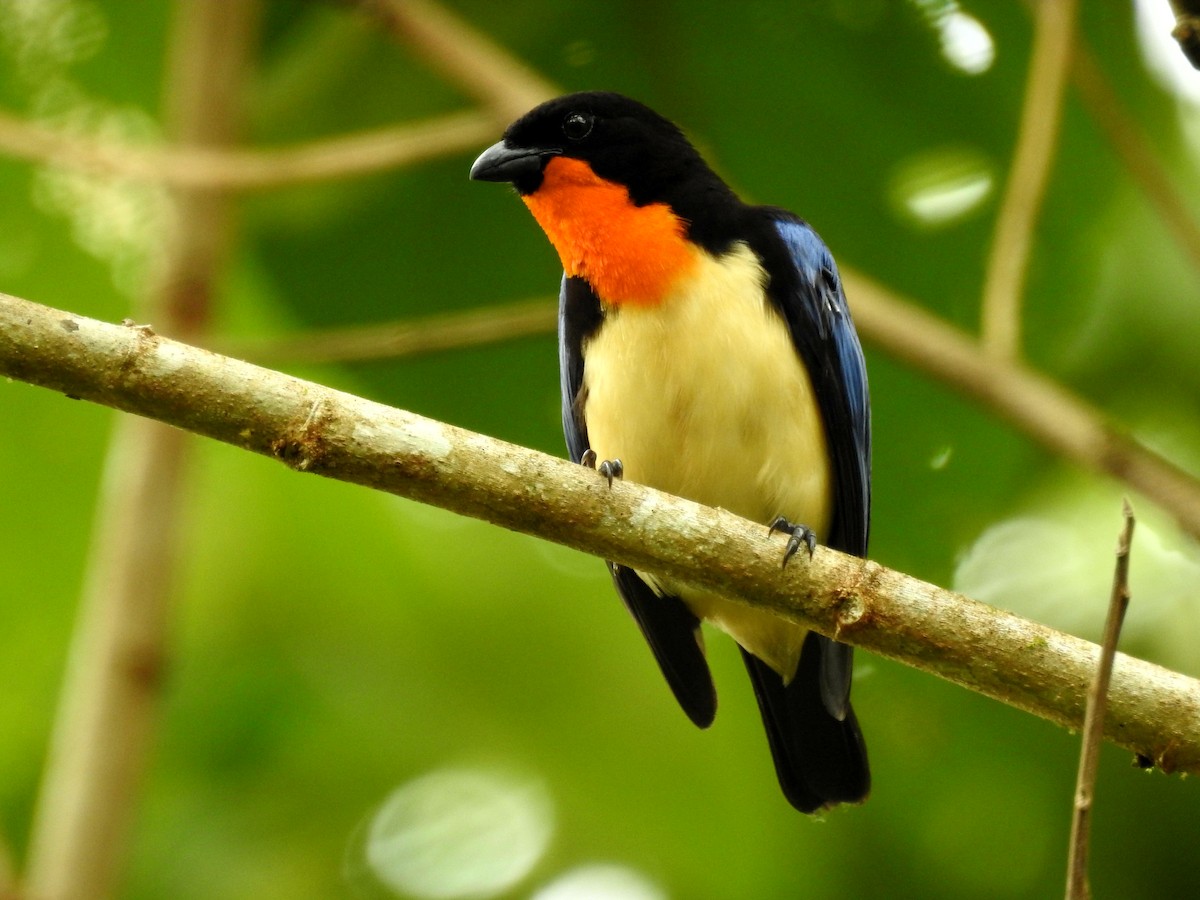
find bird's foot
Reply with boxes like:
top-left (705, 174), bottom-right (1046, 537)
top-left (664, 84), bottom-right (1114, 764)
top-left (767, 516), bottom-right (817, 567)
top-left (580, 449), bottom-right (624, 487)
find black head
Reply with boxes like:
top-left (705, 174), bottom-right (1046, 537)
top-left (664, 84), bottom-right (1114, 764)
top-left (470, 92), bottom-right (735, 211)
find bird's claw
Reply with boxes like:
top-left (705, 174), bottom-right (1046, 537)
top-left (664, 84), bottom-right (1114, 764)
top-left (768, 516), bottom-right (817, 567)
top-left (598, 459), bottom-right (624, 485)
top-left (580, 449), bottom-right (624, 487)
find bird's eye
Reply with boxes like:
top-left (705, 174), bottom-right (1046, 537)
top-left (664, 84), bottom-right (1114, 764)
top-left (562, 111), bottom-right (594, 141)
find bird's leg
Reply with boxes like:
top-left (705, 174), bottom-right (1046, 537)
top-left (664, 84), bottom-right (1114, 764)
top-left (767, 516), bottom-right (817, 567)
top-left (580, 448), bottom-right (624, 487)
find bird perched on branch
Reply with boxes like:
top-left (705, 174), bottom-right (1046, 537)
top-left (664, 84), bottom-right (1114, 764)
top-left (471, 91), bottom-right (871, 812)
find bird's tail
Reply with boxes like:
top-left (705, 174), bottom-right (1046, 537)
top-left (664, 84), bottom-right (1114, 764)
top-left (740, 632), bottom-right (870, 813)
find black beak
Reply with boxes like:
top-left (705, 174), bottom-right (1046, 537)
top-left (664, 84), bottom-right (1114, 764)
top-left (469, 140), bottom-right (556, 184)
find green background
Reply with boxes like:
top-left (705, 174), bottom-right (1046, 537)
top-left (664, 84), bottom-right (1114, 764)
top-left (3, 1), bottom-right (1199, 897)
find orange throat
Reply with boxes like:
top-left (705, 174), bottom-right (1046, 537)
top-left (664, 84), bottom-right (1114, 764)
top-left (522, 157), bottom-right (697, 306)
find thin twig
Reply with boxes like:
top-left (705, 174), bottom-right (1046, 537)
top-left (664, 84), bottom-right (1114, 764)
top-left (353, 0), bottom-right (556, 121)
top-left (0, 107), bottom-right (493, 190)
top-left (3, 290), bottom-right (1200, 773)
top-left (980, 0), bottom-right (1077, 359)
top-left (1071, 41), bottom-right (1200, 273)
top-left (218, 296), bottom-right (556, 364)
top-left (23, 4), bottom-right (256, 899)
top-left (1065, 500), bottom-right (1136, 900)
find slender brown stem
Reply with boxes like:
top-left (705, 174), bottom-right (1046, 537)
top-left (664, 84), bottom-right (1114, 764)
top-left (980, 0), bottom-right (1077, 359)
top-left (0, 107), bottom-right (494, 190)
top-left (1071, 42), bottom-right (1200, 274)
top-left (219, 296), bottom-right (556, 364)
top-left (23, 4), bottom-right (257, 899)
top-left (1065, 501), bottom-right (1136, 900)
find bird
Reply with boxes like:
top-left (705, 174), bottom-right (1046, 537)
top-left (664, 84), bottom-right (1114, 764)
top-left (470, 91), bottom-right (870, 812)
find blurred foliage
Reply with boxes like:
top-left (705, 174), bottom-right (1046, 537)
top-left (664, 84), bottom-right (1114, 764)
top-left (3, 1), bottom-right (1200, 898)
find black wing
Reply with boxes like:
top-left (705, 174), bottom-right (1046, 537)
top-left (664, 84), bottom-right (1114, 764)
top-left (741, 635), bottom-right (869, 812)
top-left (559, 275), bottom-right (716, 728)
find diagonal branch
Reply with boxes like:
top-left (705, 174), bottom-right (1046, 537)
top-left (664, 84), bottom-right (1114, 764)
top-left (1071, 41), bottom-right (1200, 274)
top-left (843, 271), bottom-right (1200, 540)
top-left (351, 0), bottom-right (556, 120)
top-left (3, 289), bottom-right (1200, 776)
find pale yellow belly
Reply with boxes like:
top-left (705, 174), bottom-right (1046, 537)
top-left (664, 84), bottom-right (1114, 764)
top-left (582, 244), bottom-right (831, 680)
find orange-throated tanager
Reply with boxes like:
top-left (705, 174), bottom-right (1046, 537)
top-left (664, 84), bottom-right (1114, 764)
top-left (470, 92), bottom-right (870, 812)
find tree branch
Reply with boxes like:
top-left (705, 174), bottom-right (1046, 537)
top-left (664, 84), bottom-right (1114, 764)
top-left (3, 289), bottom-right (1199, 775)
top-left (980, 0), bottom-right (1077, 359)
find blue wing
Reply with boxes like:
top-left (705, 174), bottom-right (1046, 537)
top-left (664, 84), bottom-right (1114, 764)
top-left (767, 215), bottom-right (871, 559)
top-left (765, 213), bottom-right (871, 714)
top-left (733, 213), bottom-right (871, 810)
top-left (559, 275), bottom-right (717, 728)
